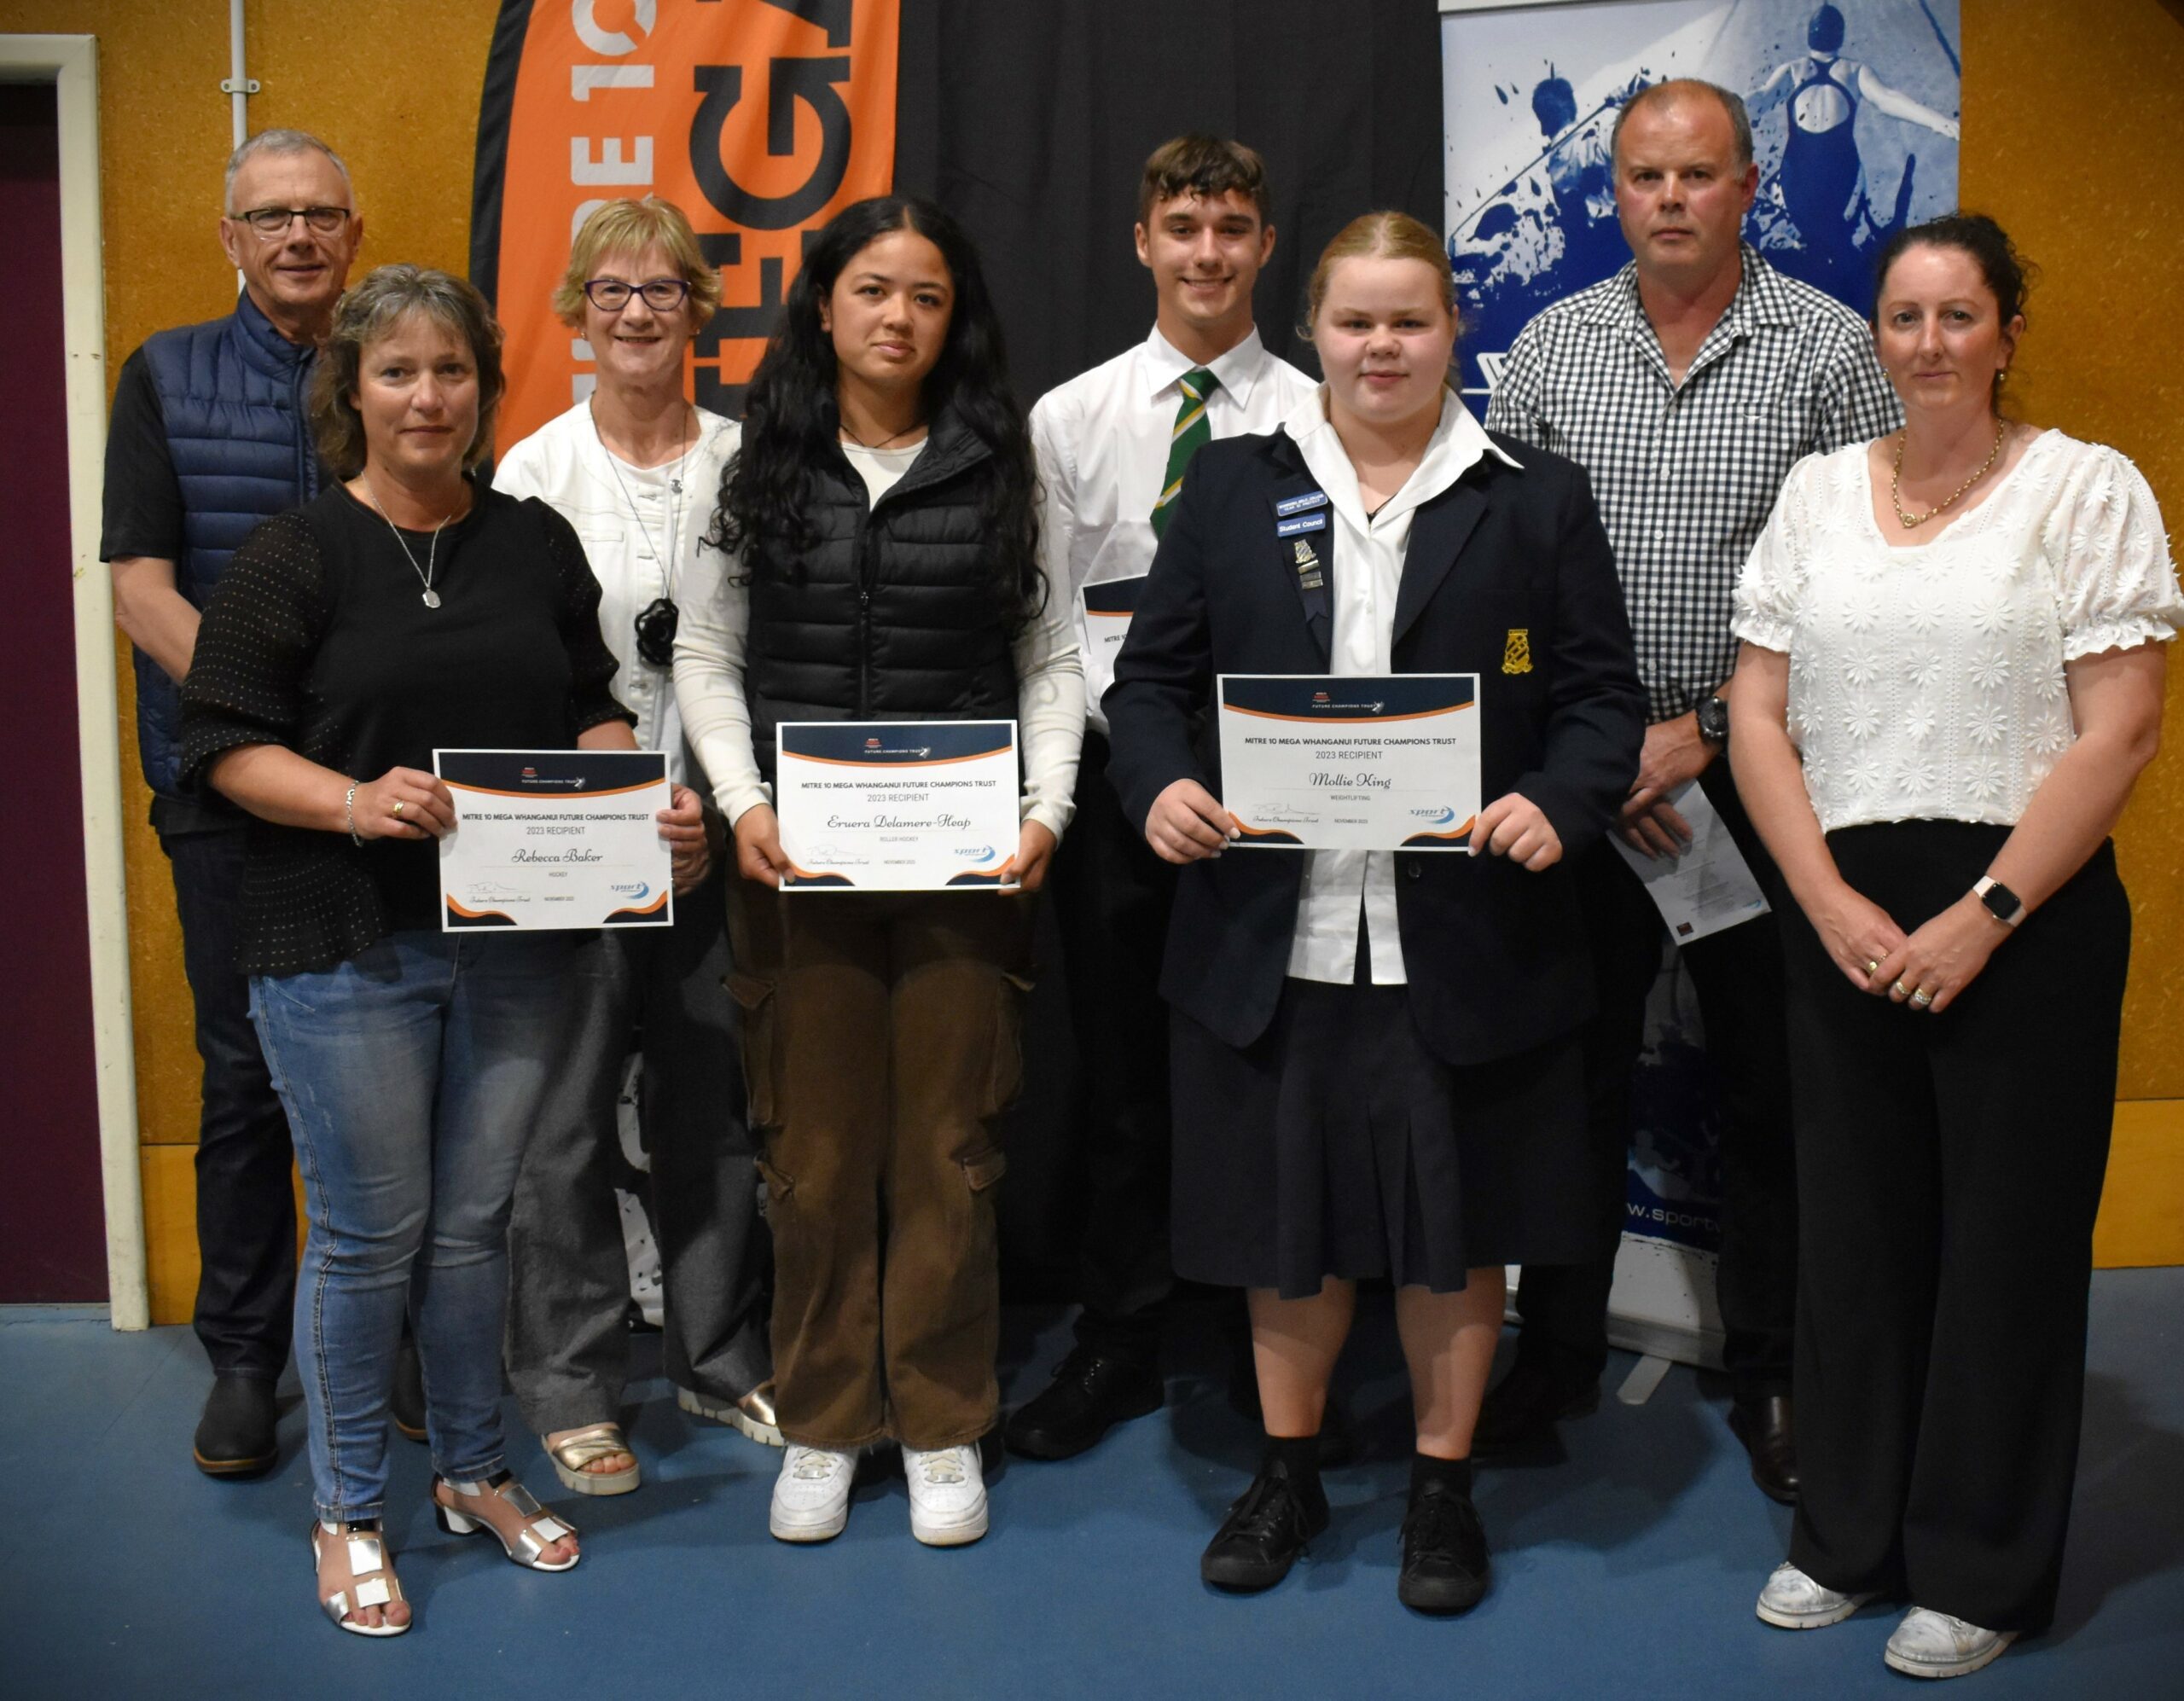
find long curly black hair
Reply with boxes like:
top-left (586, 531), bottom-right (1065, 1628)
top-left (711, 196), bottom-right (1043, 633)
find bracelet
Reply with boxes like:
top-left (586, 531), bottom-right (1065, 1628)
top-left (345, 783), bottom-right (363, 847)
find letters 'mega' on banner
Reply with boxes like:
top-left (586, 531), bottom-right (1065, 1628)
top-left (473, 0), bottom-right (903, 449)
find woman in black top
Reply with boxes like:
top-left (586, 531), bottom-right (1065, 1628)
top-left (180, 266), bottom-right (649, 1636)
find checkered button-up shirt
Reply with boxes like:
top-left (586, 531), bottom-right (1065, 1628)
top-left (1486, 246), bottom-right (1901, 723)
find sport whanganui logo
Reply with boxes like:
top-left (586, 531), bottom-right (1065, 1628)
top-left (1408, 805), bottom-right (1459, 824)
top-left (612, 882), bottom-right (651, 901)
top-left (954, 844), bottom-right (998, 862)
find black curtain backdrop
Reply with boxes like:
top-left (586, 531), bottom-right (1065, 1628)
top-left (890, 0), bottom-right (1445, 1294)
top-left (894, 0), bottom-right (1444, 409)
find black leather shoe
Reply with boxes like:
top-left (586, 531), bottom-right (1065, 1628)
top-left (1005, 1348), bottom-right (1163, 1460)
top-left (1200, 1460), bottom-right (1331, 1591)
top-left (193, 1373), bottom-right (278, 1477)
top-left (391, 1333), bottom-right (427, 1443)
top-left (1472, 1358), bottom-right (1600, 1458)
top-left (1728, 1393), bottom-right (1799, 1505)
top-left (1397, 1480), bottom-right (1492, 1614)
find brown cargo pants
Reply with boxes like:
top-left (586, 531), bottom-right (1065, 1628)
top-left (729, 882), bottom-right (1035, 1450)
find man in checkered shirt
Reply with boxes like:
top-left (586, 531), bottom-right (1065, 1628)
top-left (1481, 77), bottom-right (1901, 1501)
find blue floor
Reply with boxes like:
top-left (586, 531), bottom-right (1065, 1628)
top-left (4, 1270), bottom-right (2181, 1700)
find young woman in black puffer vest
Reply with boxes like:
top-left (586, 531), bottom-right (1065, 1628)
top-left (675, 196), bottom-right (1083, 1549)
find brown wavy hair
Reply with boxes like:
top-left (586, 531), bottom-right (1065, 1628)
top-left (307, 265), bottom-right (506, 479)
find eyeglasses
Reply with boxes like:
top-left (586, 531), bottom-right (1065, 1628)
top-left (229, 205), bottom-right (352, 239)
top-left (584, 277), bottom-right (692, 312)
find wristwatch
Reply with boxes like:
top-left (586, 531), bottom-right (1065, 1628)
top-left (1695, 694), bottom-right (1731, 746)
top-left (1972, 875), bottom-right (2024, 927)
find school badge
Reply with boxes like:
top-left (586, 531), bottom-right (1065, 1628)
top-left (1502, 628), bottom-right (1532, 675)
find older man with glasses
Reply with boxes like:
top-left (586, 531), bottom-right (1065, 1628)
top-left (101, 128), bottom-right (364, 1477)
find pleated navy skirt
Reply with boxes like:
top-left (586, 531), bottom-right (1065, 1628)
top-left (1170, 976), bottom-right (1591, 1299)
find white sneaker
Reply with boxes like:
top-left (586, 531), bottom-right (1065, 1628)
top-left (903, 1443), bottom-right (988, 1547)
top-left (1884, 1607), bottom-right (2017, 1678)
top-left (1756, 1561), bottom-right (1879, 1628)
top-left (769, 1444), bottom-right (856, 1542)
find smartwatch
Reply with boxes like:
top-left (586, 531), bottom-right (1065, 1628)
top-left (1972, 875), bottom-right (2024, 927)
top-left (1695, 694), bottom-right (1731, 746)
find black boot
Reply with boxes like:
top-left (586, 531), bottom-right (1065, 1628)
top-left (1200, 1438), bottom-right (1329, 1591)
top-left (1728, 1392), bottom-right (1798, 1505)
top-left (1397, 1456), bottom-right (1490, 1614)
top-left (391, 1330), bottom-right (427, 1443)
top-left (193, 1373), bottom-right (278, 1477)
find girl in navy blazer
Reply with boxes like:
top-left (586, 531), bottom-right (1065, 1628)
top-left (1105, 212), bottom-right (1644, 1613)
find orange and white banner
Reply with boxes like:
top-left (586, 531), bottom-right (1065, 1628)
top-left (473, 0), bottom-right (899, 449)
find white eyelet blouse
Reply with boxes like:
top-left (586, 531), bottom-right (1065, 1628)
top-left (1733, 431), bottom-right (2181, 833)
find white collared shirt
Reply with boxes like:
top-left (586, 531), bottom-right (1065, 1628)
top-left (1031, 324), bottom-right (1319, 734)
top-left (1282, 389), bottom-right (1525, 986)
top-left (492, 399), bottom-right (739, 788)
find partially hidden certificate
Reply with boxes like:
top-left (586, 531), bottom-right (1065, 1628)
top-left (1080, 575), bottom-right (1148, 714)
top-left (1610, 780), bottom-right (1771, 943)
top-left (1217, 674), bottom-right (1480, 851)
top-left (775, 721), bottom-right (1021, 890)
top-left (436, 749), bottom-right (673, 930)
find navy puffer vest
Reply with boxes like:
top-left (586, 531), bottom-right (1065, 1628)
top-left (135, 291), bottom-right (323, 797)
top-left (744, 408), bottom-right (1020, 781)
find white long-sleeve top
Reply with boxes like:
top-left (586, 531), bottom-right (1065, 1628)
top-left (674, 427), bottom-right (1084, 840)
top-left (492, 399), bottom-right (739, 788)
top-left (1283, 389), bottom-right (1524, 986)
top-left (1031, 326), bottom-right (1318, 734)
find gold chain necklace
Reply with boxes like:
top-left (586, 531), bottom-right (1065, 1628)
top-left (1891, 421), bottom-right (2008, 530)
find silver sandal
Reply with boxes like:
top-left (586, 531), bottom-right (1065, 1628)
top-left (311, 1520), bottom-right (410, 1636)
top-left (433, 1473), bottom-right (581, 1571)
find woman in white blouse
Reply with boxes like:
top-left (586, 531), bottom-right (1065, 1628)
top-left (1729, 214), bottom-right (2181, 1681)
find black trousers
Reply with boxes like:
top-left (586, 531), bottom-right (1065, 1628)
top-left (1048, 730), bottom-right (1179, 1361)
top-left (1512, 758), bottom-right (1799, 1399)
top-left (162, 822), bottom-right (296, 1381)
top-left (1786, 823), bottom-right (2126, 1635)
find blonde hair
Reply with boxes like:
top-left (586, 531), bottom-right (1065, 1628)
top-left (1302, 211), bottom-right (1456, 333)
top-left (553, 197), bottom-right (723, 328)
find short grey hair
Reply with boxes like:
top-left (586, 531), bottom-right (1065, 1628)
top-left (224, 128), bottom-right (355, 213)
top-left (1610, 78), bottom-right (1755, 171)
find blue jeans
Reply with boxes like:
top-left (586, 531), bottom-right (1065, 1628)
top-left (252, 929), bottom-right (580, 1523)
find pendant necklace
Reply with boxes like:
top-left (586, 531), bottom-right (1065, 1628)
top-left (359, 477), bottom-right (466, 607)
top-left (593, 399), bottom-right (696, 667)
top-left (839, 417), bottom-right (926, 450)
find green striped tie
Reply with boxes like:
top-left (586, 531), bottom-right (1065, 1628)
top-left (1151, 367), bottom-right (1221, 538)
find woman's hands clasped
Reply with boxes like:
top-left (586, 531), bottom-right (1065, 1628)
top-left (1806, 880), bottom-right (2004, 1013)
top-left (351, 768), bottom-right (456, 840)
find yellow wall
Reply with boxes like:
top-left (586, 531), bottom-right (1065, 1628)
top-left (4, 0), bottom-right (2179, 1320)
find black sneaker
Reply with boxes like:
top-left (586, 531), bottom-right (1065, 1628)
top-left (1199, 1460), bottom-right (1330, 1591)
top-left (1397, 1480), bottom-right (1491, 1614)
top-left (1004, 1348), bottom-right (1163, 1460)
top-left (193, 1373), bottom-right (279, 1477)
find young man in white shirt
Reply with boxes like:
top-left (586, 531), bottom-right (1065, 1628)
top-left (1007, 136), bottom-right (1318, 1460)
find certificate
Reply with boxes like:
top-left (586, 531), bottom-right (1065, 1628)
top-left (774, 720), bottom-right (1021, 891)
top-left (1610, 780), bottom-right (1771, 943)
top-left (1080, 575), bottom-right (1148, 714)
top-left (1217, 674), bottom-right (1480, 851)
top-left (435, 749), bottom-right (673, 931)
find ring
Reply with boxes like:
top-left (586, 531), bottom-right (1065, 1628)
top-left (392, 800), bottom-right (405, 818)
top-left (1911, 989), bottom-right (1934, 1007)
top-left (1891, 979), bottom-right (1910, 999)
top-left (1863, 959), bottom-right (1881, 976)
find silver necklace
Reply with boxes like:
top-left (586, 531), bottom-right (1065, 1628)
top-left (592, 400), bottom-right (698, 667)
top-left (358, 478), bottom-right (465, 607)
